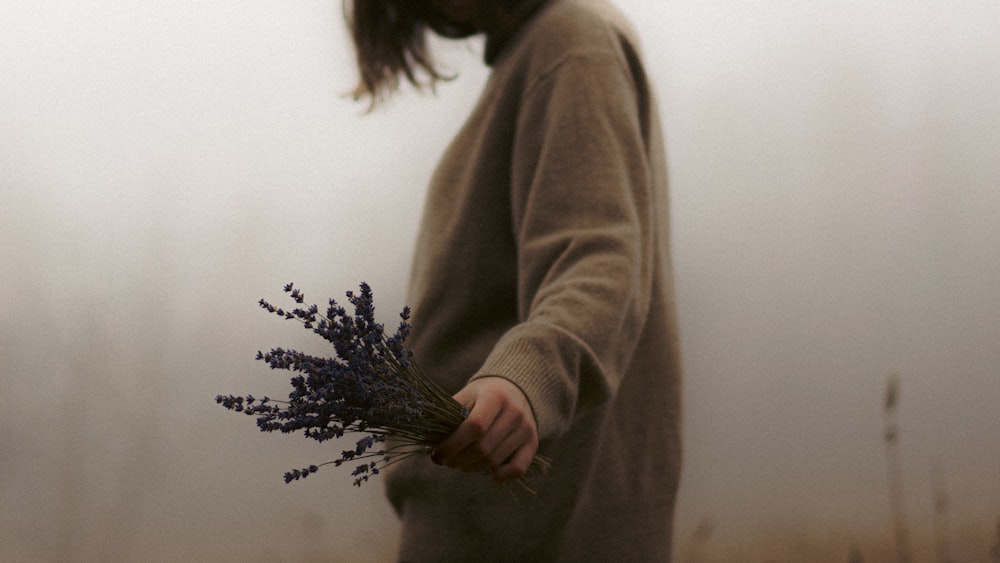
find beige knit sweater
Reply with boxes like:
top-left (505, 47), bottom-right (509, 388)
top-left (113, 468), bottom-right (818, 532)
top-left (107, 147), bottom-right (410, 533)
top-left (385, 1), bottom-right (682, 560)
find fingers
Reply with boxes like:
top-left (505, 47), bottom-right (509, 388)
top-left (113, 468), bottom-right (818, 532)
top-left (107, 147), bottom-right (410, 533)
top-left (493, 442), bottom-right (537, 482)
top-left (432, 390), bottom-right (500, 465)
top-left (442, 409), bottom-right (530, 472)
top-left (431, 378), bottom-right (539, 480)
top-left (484, 423), bottom-right (537, 482)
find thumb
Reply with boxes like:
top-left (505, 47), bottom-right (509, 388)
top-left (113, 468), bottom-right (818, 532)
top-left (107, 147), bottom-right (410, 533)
top-left (452, 382), bottom-right (479, 412)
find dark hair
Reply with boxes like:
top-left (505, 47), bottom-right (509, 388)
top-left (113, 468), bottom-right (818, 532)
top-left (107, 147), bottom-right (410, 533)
top-left (343, 1), bottom-right (474, 106)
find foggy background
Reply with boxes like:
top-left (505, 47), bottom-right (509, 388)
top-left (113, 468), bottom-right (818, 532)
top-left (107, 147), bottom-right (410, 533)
top-left (2, 1), bottom-right (998, 561)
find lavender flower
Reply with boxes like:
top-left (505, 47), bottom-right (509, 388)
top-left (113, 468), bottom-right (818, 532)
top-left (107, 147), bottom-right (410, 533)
top-left (217, 282), bottom-right (550, 489)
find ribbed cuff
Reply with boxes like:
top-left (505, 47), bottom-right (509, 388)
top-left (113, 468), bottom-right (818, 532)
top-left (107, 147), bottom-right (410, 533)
top-left (471, 324), bottom-right (579, 440)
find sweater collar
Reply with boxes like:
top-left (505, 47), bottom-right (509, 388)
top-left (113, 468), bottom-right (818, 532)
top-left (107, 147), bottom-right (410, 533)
top-left (484, 0), bottom-right (552, 66)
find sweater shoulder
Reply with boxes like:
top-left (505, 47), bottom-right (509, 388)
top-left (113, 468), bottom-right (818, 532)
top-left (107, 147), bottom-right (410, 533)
top-left (494, 0), bottom-right (646, 80)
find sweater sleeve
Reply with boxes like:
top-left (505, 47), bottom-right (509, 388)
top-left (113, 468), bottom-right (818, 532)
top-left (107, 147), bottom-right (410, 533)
top-left (471, 49), bottom-right (656, 440)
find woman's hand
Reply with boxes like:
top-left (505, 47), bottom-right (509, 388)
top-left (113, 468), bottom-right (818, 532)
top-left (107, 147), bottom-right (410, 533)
top-left (431, 377), bottom-right (539, 482)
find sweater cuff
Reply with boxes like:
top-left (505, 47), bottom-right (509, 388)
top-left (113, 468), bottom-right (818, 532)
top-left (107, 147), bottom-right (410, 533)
top-left (471, 325), bottom-right (580, 440)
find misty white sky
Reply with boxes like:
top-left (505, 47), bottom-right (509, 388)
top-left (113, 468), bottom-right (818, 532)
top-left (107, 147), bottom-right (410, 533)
top-left (2, 1), bottom-right (999, 561)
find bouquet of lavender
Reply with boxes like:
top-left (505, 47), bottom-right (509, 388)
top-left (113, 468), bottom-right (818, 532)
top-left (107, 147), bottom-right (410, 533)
top-left (217, 282), bottom-right (550, 488)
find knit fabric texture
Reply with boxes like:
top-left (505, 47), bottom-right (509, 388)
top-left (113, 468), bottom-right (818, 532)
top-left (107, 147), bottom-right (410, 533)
top-left (385, 1), bottom-right (682, 560)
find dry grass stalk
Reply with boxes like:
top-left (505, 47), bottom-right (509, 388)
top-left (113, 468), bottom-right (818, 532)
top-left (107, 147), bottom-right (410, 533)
top-left (883, 371), bottom-right (912, 563)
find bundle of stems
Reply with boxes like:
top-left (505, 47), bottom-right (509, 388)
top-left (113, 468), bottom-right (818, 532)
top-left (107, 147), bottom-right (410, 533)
top-left (217, 282), bottom-right (550, 488)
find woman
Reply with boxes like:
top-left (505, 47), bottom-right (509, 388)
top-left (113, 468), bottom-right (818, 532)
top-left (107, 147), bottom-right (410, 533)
top-left (344, 0), bottom-right (682, 560)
